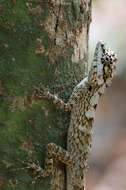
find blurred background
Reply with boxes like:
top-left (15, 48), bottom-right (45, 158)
top-left (87, 0), bottom-right (126, 190)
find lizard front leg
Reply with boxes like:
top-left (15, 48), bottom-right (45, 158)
top-left (34, 77), bottom-right (88, 111)
top-left (34, 87), bottom-right (72, 111)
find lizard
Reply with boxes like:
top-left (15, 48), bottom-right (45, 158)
top-left (23, 41), bottom-right (117, 190)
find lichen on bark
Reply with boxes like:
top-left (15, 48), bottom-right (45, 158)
top-left (0, 0), bottom-right (92, 189)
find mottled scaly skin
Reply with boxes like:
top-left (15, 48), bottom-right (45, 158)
top-left (67, 78), bottom-right (95, 190)
top-left (66, 42), bottom-right (117, 190)
top-left (25, 42), bottom-right (117, 189)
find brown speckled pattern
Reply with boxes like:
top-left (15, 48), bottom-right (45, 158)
top-left (33, 42), bottom-right (117, 189)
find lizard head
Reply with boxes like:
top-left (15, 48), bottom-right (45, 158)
top-left (88, 41), bottom-right (117, 88)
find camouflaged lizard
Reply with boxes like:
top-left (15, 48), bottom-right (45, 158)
top-left (26, 42), bottom-right (117, 190)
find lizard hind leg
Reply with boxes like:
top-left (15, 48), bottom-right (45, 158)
top-left (46, 143), bottom-right (74, 167)
top-left (12, 143), bottom-right (73, 184)
top-left (30, 143), bottom-right (74, 184)
top-left (32, 143), bottom-right (74, 184)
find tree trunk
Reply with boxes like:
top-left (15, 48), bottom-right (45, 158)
top-left (0, 0), bottom-right (92, 190)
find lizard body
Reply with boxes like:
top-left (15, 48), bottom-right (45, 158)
top-left (27, 42), bottom-right (117, 189)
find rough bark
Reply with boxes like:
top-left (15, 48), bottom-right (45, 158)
top-left (0, 0), bottom-right (92, 190)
